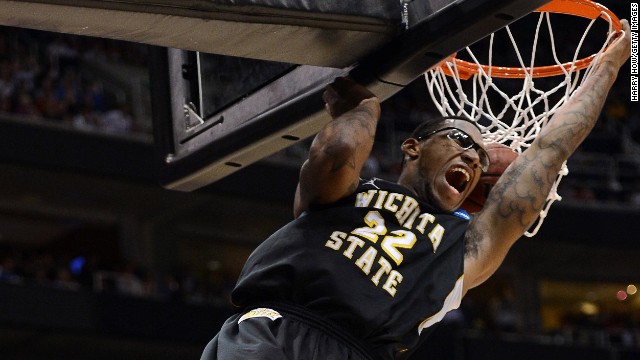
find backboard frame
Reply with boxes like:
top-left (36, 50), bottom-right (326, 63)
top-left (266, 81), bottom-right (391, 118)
top-left (151, 0), bottom-right (552, 191)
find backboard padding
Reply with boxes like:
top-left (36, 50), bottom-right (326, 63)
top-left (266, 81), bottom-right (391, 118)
top-left (0, 0), bottom-right (402, 68)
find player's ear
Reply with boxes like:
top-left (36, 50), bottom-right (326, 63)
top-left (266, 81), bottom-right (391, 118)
top-left (401, 138), bottom-right (421, 159)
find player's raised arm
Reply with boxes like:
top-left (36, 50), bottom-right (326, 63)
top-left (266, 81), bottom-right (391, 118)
top-left (293, 77), bottom-right (381, 218)
top-left (462, 20), bottom-right (631, 294)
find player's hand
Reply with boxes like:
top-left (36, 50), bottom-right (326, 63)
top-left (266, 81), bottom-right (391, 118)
top-left (598, 19), bottom-right (631, 70)
top-left (322, 77), bottom-right (378, 119)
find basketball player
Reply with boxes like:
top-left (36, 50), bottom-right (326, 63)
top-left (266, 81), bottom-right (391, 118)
top-left (201, 20), bottom-right (631, 360)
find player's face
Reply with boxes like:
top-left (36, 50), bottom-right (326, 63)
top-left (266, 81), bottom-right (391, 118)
top-left (415, 120), bottom-right (486, 212)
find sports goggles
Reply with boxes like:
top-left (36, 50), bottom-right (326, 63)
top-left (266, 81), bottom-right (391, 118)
top-left (416, 127), bottom-right (490, 172)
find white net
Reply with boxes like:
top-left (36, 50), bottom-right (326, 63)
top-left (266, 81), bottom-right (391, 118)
top-left (425, 4), bottom-right (619, 236)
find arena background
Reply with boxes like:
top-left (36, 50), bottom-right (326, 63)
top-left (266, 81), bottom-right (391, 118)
top-left (0, 1), bottom-right (638, 359)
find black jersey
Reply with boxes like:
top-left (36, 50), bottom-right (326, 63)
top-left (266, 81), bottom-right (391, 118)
top-left (231, 178), bottom-right (469, 358)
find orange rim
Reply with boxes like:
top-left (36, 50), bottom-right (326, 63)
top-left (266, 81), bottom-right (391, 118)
top-left (438, 0), bottom-right (622, 79)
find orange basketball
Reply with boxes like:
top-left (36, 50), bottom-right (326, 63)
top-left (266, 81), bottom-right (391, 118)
top-left (461, 143), bottom-right (518, 213)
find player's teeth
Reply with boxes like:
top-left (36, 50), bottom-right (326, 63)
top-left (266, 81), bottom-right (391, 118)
top-left (453, 168), bottom-right (470, 181)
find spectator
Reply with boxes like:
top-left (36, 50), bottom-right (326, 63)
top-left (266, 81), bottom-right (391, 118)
top-left (52, 266), bottom-right (81, 291)
top-left (488, 288), bottom-right (520, 333)
top-left (0, 254), bottom-right (22, 284)
top-left (98, 104), bottom-right (133, 133)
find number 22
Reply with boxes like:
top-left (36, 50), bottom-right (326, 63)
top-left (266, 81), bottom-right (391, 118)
top-left (351, 211), bottom-right (416, 265)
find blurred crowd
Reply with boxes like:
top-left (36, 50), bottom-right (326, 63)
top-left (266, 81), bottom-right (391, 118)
top-left (0, 246), bottom-right (235, 307)
top-left (550, 308), bottom-right (640, 350)
top-left (2, 243), bottom-right (638, 350)
top-left (0, 26), bottom-right (148, 135)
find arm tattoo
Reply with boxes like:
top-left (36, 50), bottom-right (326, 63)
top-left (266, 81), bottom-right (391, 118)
top-left (320, 104), bottom-right (378, 174)
top-left (487, 67), bottom-right (616, 233)
top-left (325, 142), bottom-right (357, 173)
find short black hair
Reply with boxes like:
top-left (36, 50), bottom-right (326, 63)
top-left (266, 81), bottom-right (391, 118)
top-left (409, 115), bottom-right (479, 140)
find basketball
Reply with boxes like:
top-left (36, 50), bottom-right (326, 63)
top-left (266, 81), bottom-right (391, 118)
top-left (461, 143), bottom-right (519, 213)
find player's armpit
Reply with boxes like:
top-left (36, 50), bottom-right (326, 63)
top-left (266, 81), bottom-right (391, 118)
top-left (461, 214), bottom-right (513, 294)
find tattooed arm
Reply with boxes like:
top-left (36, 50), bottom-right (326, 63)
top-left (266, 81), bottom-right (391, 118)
top-left (462, 20), bottom-right (631, 294)
top-left (294, 77), bottom-right (380, 218)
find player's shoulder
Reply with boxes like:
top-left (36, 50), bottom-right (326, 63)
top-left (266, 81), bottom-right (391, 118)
top-left (358, 177), bottom-right (406, 192)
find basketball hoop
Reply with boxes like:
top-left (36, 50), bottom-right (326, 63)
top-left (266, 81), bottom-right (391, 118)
top-left (424, 0), bottom-right (623, 236)
top-left (440, 0), bottom-right (622, 80)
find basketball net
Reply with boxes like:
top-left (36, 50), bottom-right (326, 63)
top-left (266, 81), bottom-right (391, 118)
top-left (424, 0), bottom-right (621, 236)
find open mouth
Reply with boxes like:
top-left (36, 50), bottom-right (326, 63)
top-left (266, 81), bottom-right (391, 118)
top-left (445, 166), bottom-right (471, 194)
